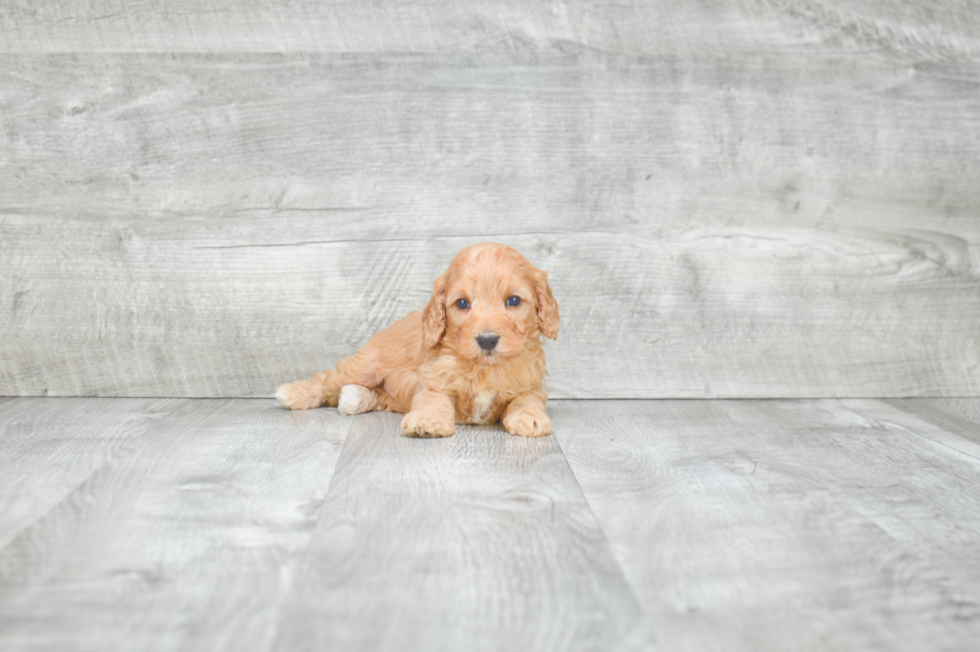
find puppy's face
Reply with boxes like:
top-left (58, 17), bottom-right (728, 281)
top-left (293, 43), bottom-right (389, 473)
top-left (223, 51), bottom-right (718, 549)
top-left (422, 243), bottom-right (559, 364)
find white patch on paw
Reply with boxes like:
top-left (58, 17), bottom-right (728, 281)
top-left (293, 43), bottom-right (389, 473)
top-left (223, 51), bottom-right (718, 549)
top-left (338, 384), bottom-right (377, 415)
top-left (274, 387), bottom-right (291, 407)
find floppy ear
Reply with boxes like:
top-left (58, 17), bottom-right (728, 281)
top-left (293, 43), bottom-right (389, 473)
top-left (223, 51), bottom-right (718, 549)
top-left (532, 268), bottom-right (560, 339)
top-left (421, 269), bottom-right (449, 348)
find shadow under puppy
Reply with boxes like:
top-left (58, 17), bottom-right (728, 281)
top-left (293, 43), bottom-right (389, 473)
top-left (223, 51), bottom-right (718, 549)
top-left (275, 242), bottom-right (560, 437)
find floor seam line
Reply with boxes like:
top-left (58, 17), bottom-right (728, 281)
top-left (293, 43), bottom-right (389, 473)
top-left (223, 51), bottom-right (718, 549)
top-left (549, 425), bottom-right (654, 644)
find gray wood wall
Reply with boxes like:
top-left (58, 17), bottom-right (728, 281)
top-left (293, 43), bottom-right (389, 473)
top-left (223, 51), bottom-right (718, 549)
top-left (2, 1), bottom-right (979, 399)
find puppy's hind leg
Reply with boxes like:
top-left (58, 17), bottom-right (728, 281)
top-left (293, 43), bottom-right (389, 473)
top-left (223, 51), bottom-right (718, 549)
top-left (337, 385), bottom-right (389, 415)
top-left (276, 342), bottom-right (387, 411)
top-left (337, 385), bottom-right (391, 415)
top-left (275, 369), bottom-right (346, 410)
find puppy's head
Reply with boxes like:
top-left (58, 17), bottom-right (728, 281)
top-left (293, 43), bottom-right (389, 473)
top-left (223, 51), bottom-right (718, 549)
top-left (422, 243), bottom-right (559, 363)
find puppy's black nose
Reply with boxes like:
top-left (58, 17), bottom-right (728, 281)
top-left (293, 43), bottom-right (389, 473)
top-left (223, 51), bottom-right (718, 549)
top-left (476, 333), bottom-right (499, 351)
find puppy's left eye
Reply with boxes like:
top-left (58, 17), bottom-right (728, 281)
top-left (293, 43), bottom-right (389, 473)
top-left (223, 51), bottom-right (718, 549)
top-left (506, 295), bottom-right (522, 307)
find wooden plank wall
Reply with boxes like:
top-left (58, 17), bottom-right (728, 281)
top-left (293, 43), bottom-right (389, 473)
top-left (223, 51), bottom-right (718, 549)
top-left (1, 1), bottom-right (979, 398)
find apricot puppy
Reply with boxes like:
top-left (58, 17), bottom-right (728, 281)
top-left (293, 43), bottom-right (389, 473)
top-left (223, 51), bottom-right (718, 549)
top-left (275, 243), bottom-right (559, 438)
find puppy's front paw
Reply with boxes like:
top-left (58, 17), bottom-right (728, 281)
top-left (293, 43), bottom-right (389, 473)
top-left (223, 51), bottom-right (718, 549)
top-left (275, 381), bottom-right (325, 410)
top-left (400, 410), bottom-right (456, 438)
top-left (502, 409), bottom-right (552, 437)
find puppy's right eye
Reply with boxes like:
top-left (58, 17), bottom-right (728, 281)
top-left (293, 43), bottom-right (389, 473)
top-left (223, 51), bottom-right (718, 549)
top-left (455, 298), bottom-right (470, 310)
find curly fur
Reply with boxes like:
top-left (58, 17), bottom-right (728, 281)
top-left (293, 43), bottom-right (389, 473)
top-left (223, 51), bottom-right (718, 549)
top-left (275, 243), bottom-right (560, 438)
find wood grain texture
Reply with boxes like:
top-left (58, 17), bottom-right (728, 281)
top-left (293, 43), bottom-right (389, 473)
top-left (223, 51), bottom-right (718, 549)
top-left (3, 397), bottom-right (980, 649)
top-left (553, 399), bottom-right (980, 651)
top-left (0, 398), bottom-right (351, 652)
top-left (0, 397), bottom-right (182, 550)
top-left (2, 49), bottom-right (978, 398)
top-left (274, 410), bottom-right (650, 652)
top-left (3, 1), bottom-right (980, 57)
top-left (884, 398), bottom-right (980, 445)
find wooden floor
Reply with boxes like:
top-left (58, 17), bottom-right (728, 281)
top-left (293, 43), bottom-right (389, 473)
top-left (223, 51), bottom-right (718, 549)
top-left (0, 398), bottom-right (978, 651)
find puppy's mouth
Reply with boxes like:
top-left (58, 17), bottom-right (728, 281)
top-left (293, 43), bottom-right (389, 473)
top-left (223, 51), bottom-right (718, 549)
top-left (476, 343), bottom-right (523, 365)
top-left (478, 348), bottom-right (500, 364)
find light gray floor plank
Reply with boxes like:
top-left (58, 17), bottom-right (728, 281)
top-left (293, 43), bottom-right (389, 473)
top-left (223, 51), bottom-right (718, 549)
top-left (273, 411), bottom-right (650, 652)
top-left (5, 398), bottom-right (980, 650)
top-left (727, 400), bottom-right (980, 620)
top-left (2, 0), bottom-right (979, 58)
top-left (884, 398), bottom-right (980, 446)
top-left (0, 397), bottom-right (182, 550)
top-left (847, 398), bottom-right (980, 464)
top-left (0, 399), bottom-right (351, 652)
top-left (553, 399), bottom-right (980, 652)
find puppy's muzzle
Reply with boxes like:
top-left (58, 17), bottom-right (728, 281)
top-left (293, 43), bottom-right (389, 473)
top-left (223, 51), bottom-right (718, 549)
top-left (476, 332), bottom-right (500, 352)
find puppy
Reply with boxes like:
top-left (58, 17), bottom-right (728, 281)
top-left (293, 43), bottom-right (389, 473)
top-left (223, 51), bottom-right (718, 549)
top-left (275, 243), bottom-right (559, 438)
